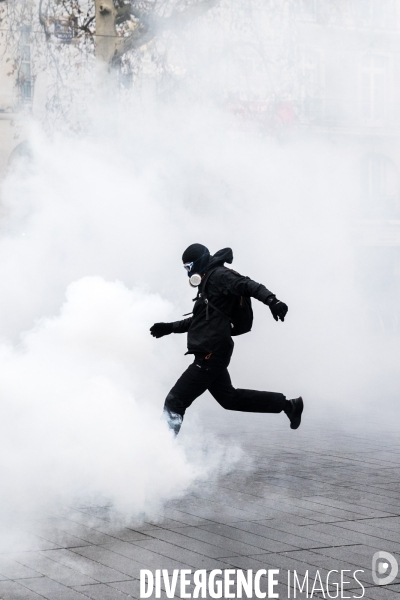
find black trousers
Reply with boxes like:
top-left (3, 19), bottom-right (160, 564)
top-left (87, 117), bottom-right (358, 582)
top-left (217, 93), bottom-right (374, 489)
top-left (164, 349), bottom-right (287, 434)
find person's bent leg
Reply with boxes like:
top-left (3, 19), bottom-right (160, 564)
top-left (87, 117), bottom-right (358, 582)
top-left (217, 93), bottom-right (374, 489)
top-left (163, 356), bottom-right (219, 435)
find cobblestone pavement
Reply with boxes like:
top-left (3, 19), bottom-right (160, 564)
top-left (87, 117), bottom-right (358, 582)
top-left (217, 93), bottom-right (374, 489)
top-left (1, 412), bottom-right (400, 599)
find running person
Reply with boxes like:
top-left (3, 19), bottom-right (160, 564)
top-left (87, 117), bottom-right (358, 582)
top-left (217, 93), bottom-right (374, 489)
top-left (150, 244), bottom-right (303, 435)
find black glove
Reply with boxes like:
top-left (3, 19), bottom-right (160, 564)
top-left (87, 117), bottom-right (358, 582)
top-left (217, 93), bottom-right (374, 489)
top-left (150, 322), bottom-right (174, 338)
top-left (265, 296), bottom-right (288, 322)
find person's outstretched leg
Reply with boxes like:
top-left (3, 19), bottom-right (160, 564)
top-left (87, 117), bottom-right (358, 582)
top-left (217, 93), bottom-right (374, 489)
top-left (208, 367), bottom-right (304, 428)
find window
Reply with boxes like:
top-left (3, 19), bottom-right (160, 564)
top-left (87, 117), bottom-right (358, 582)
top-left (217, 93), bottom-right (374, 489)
top-left (356, 248), bottom-right (400, 299)
top-left (18, 27), bottom-right (33, 104)
top-left (355, 246), bottom-right (400, 333)
top-left (238, 52), bottom-right (265, 92)
top-left (361, 154), bottom-right (400, 218)
top-left (297, 0), bottom-right (317, 21)
top-left (298, 48), bottom-right (324, 122)
top-left (360, 54), bottom-right (390, 125)
top-left (354, 0), bottom-right (397, 29)
top-left (225, 44), bottom-right (267, 99)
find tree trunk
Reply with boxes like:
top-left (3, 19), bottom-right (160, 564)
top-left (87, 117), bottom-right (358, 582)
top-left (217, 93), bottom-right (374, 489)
top-left (94, 0), bottom-right (118, 64)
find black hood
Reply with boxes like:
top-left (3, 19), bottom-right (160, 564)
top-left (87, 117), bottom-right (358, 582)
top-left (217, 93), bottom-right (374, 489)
top-left (207, 248), bottom-right (233, 270)
top-left (182, 243), bottom-right (210, 277)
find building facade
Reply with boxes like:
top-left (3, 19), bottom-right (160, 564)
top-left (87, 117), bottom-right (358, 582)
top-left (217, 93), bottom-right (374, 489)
top-left (216, 0), bottom-right (400, 332)
top-left (297, 0), bottom-right (400, 332)
top-left (0, 11), bottom-right (32, 176)
top-left (0, 0), bottom-right (399, 330)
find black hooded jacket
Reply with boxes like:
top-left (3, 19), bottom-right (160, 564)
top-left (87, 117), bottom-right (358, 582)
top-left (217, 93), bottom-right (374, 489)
top-left (173, 248), bottom-right (274, 355)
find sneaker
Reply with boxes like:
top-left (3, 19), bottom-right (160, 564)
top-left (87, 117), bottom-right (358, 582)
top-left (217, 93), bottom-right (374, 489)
top-left (288, 396), bottom-right (304, 430)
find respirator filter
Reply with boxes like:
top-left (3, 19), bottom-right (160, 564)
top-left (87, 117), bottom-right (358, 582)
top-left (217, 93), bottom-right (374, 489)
top-left (189, 273), bottom-right (202, 287)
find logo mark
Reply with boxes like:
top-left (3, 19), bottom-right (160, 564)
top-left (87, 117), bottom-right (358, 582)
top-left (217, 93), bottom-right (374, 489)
top-left (372, 551), bottom-right (399, 586)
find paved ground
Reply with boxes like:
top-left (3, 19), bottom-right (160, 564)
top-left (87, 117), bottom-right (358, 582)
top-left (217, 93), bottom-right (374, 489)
top-left (1, 412), bottom-right (400, 600)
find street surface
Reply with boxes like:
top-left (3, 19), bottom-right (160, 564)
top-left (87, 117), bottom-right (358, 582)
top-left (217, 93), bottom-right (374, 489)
top-left (1, 411), bottom-right (399, 599)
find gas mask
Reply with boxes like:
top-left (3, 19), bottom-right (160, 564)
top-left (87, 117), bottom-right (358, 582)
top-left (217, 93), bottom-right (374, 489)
top-left (183, 263), bottom-right (203, 287)
top-left (183, 249), bottom-right (210, 287)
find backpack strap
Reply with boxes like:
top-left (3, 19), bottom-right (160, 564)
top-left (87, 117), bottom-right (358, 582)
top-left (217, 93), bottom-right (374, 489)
top-left (181, 269), bottom-right (217, 317)
top-left (200, 268), bottom-right (216, 291)
top-left (201, 267), bottom-right (231, 322)
top-left (204, 298), bottom-right (231, 322)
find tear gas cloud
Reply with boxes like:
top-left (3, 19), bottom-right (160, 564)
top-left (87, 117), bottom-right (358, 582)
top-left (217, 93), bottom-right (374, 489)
top-left (0, 0), bottom-right (399, 525)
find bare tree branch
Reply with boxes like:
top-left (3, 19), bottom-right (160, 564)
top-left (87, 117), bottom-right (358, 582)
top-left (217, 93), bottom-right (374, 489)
top-left (80, 15), bottom-right (95, 33)
top-left (113, 23), bottom-right (152, 61)
top-left (115, 4), bottom-right (142, 24)
top-left (39, 0), bottom-right (51, 40)
top-left (113, 0), bottom-right (216, 62)
top-left (166, 0), bottom-right (216, 28)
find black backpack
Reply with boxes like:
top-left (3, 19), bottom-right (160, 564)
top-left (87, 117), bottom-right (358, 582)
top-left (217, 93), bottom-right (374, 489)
top-left (201, 268), bottom-right (253, 336)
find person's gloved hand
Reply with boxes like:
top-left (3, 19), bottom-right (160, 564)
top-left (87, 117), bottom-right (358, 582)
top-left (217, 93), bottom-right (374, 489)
top-left (265, 296), bottom-right (288, 322)
top-left (150, 322), bottom-right (174, 338)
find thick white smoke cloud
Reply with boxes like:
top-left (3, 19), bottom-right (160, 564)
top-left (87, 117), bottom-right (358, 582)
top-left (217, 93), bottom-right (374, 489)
top-left (0, 277), bottom-right (179, 510)
top-left (0, 106), bottom-right (397, 528)
top-left (1, 115), bottom-right (256, 526)
top-left (0, 273), bottom-right (237, 524)
top-left (1, 1), bottom-right (400, 528)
